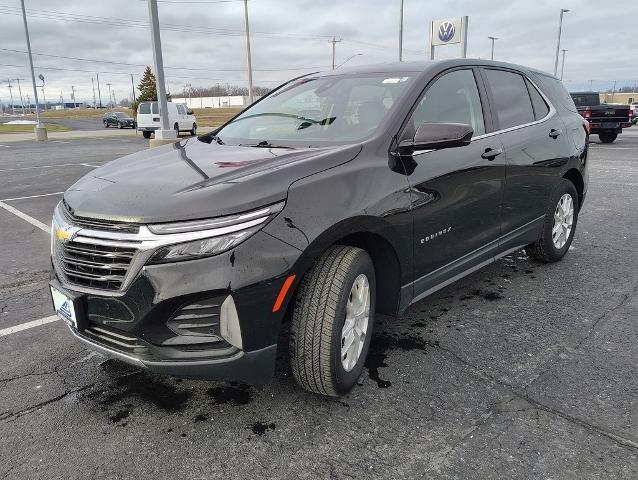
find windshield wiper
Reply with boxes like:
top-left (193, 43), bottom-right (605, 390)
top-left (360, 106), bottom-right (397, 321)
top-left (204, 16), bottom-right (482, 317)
top-left (209, 135), bottom-right (225, 145)
top-left (240, 140), bottom-right (295, 149)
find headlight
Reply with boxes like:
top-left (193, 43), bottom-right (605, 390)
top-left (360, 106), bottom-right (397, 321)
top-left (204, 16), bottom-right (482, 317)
top-left (146, 202), bottom-right (284, 264)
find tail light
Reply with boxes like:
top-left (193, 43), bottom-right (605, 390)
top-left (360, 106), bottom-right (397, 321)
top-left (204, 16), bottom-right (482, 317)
top-left (583, 109), bottom-right (592, 119)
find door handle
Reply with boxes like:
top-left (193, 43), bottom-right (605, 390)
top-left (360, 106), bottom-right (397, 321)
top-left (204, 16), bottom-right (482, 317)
top-left (549, 129), bottom-right (562, 139)
top-left (481, 147), bottom-right (503, 161)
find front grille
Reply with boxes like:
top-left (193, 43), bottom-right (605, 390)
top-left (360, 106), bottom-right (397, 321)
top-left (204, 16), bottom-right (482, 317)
top-left (83, 324), bottom-right (148, 356)
top-left (57, 240), bottom-right (136, 291)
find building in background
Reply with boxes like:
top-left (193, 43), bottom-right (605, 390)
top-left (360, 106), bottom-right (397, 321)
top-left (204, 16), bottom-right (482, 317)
top-left (172, 96), bottom-right (259, 109)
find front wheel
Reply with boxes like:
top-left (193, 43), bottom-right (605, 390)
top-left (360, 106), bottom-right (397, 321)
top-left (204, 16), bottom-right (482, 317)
top-left (525, 179), bottom-right (579, 263)
top-left (599, 132), bottom-right (617, 143)
top-left (174, 123), bottom-right (180, 137)
top-left (190, 123), bottom-right (197, 136)
top-left (117, 122), bottom-right (123, 129)
top-left (103, 121), bottom-right (108, 128)
top-left (290, 246), bottom-right (376, 396)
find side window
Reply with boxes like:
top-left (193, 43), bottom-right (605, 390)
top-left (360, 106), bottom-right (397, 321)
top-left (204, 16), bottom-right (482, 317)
top-left (409, 69), bottom-right (485, 138)
top-left (484, 69), bottom-right (535, 129)
top-left (151, 102), bottom-right (159, 114)
top-left (138, 103), bottom-right (150, 114)
top-left (526, 79), bottom-right (549, 120)
top-left (176, 104), bottom-right (185, 115)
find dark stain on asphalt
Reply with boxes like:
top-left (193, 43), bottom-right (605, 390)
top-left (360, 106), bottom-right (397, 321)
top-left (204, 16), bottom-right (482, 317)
top-left (524, 269), bottom-right (534, 274)
top-left (109, 409), bottom-right (130, 423)
top-left (208, 384), bottom-right (252, 405)
top-left (472, 289), bottom-right (504, 301)
top-left (194, 414), bottom-right (208, 422)
top-left (86, 371), bottom-right (191, 412)
top-left (251, 421), bottom-right (276, 435)
top-left (365, 332), bottom-right (429, 388)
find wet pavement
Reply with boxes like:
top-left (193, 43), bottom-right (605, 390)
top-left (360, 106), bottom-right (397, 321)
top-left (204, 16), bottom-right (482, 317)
top-left (1, 131), bottom-right (637, 479)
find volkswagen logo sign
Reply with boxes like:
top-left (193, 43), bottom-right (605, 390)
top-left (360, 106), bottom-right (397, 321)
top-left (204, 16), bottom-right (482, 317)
top-left (438, 21), bottom-right (455, 42)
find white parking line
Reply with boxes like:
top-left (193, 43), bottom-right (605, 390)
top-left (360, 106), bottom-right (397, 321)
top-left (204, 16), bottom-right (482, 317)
top-left (0, 162), bottom-right (98, 172)
top-left (0, 201), bottom-right (50, 233)
top-left (0, 315), bottom-right (59, 337)
top-left (1, 191), bottom-right (63, 202)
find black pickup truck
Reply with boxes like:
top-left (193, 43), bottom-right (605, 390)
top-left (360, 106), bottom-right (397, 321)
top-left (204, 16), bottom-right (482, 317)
top-left (570, 92), bottom-right (631, 143)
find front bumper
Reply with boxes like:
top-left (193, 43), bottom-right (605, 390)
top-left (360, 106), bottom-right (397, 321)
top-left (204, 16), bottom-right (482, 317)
top-left (50, 228), bottom-right (302, 384)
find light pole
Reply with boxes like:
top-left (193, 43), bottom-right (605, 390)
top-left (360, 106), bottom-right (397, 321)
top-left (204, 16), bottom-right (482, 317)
top-left (553, 8), bottom-right (569, 76)
top-left (147, 0), bottom-right (175, 142)
top-left (106, 83), bottom-right (112, 108)
top-left (398, 0), bottom-right (404, 62)
top-left (38, 74), bottom-right (46, 111)
top-left (15, 78), bottom-right (26, 116)
top-left (91, 77), bottom-right (97, 107)
top-left (71, 85), bottom-right (77, 109)
top-left (329, 37), bottom-right (342, 70)
top-left (242, 0), bottom-right (254, 104)
top-left (488, 36), bottom-right (498, 60)
top-left (560, 49), bottom-right (567, 81)
top-left (19, 0), bottom-right (46, 138)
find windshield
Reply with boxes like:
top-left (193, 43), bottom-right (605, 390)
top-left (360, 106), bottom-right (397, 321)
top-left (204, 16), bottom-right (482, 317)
top-left (214, 73), bottom-right (414, 147)
top-left (570, 93), bottom-right (600, 108)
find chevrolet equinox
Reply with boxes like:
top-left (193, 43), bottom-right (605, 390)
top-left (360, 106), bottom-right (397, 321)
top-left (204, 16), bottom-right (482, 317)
top-left (50, 60), bottom-right (589, 396)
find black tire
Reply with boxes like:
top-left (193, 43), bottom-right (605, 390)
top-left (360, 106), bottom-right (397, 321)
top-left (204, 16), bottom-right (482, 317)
top-left (117, 122), bottom-right (123, 129)
top-left (103, 121), bottom-right (108, 128)
top-left (290, 245), bottom-right (376, 396)
top-left (142, 130), bottom-right (151, 139)
top-left (174, 123), bottom-right (180, 137)
top-left (525, 179), bottom-right (579, 263)
top-left (190, 123), bottom-right (197, 136)
top-left (599, 132), bottom-right (617, 143)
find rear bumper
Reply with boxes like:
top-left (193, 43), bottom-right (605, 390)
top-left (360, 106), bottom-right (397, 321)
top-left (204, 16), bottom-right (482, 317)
top-left (137, 126), bottom-right (159, 132)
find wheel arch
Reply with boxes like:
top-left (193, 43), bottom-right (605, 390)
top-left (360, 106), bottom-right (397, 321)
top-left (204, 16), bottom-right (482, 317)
top-left (563, 168), bottom-right (584, 210)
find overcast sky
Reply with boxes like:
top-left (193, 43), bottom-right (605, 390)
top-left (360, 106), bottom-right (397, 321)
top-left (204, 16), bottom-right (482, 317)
top-left (1, 0), bottom-right (637, 105)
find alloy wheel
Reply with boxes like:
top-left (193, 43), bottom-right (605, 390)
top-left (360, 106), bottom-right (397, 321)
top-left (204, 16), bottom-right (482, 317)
top-left (341, 273), bottom-right (370, 372)
top-left (552, 193), bottom-right (574, 249)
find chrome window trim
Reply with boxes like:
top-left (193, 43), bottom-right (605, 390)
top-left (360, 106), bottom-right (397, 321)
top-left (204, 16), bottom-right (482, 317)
top-left (412, 76), bottom-right (556, 156)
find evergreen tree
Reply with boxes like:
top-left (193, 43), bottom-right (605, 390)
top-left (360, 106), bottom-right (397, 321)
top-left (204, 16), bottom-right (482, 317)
top-left (131, 66), bottom-right (170, 113)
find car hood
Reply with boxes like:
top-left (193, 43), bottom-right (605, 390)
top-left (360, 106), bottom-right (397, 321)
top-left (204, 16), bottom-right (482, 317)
top-left (64, 137), bottom-right (362, 223)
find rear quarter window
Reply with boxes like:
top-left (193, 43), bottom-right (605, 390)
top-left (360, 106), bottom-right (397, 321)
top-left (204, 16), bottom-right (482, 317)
top-left (526, 79), bottom-right (550, 120)
top-left (533, 73), bottom-right (578, 113)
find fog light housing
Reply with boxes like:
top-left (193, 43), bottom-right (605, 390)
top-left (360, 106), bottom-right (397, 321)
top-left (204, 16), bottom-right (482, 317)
top-left (220, 295), bottom-right (242, 350)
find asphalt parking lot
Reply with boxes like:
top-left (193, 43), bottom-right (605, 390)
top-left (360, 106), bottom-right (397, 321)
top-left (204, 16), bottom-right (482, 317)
top-left (1, 131), bottom-right (637, 479)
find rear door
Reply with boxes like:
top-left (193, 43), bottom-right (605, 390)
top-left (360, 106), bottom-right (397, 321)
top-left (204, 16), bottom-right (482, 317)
top-left (401, 68), bottom-right (506, 297)
top-left (481, 68), bottom-right (573, 249)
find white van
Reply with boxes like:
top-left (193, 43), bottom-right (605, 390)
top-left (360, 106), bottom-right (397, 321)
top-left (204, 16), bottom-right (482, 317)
top-left (136, 101), bottom-right (197, 139)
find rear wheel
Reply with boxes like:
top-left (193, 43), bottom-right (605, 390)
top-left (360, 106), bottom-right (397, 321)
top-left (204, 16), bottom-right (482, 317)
top-left (174, 123), bottom-right (180, 137)
top-left (599, 132), bottom-right (617, 143)
top-left (142, 130), bottom-right (151, 139)
top-left (290, 245), bottom-right (376, 396)
top-left (117, 122), bottom-right (123, 129)
top-left (525, 179), bottom-right (579, 263)
top-left (103, 121), bottom-right (108, 128)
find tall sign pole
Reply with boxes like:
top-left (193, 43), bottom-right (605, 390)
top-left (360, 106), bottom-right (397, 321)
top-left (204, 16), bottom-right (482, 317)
top-left (147, 0), bottom-right (176, 142)
top-left (20, 0), bottom-right (46, 139)
top-left (398, 0), bottom-right (404, 61)
top-left (243, 0), bottom-right (254, 104)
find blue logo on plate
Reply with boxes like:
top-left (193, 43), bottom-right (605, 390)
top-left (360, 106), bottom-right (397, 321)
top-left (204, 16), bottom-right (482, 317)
top-left (438, 21), bottom-right (456, 42)
top-left (59, 300), bottom-right (72, 319)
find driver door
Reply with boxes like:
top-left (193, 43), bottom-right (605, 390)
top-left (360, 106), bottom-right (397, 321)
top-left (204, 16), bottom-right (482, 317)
top-left (401, 68), bottom-right (506, 298)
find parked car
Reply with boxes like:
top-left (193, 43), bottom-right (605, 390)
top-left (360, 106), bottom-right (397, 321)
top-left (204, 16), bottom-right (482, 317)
top-left (569, 92), bottom-right (631, 143)
top-left (50, 60), bottom-right (588, 396)
top-left (102, 111), bottom-right (136, 129)
top-left (136, 101), bottom-right (197, 139)
top-left (629, 102), bottom-right (638, 125)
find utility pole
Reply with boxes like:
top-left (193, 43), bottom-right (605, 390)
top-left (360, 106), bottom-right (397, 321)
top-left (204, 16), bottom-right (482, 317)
top-left (560, 49), bottom-right (567, 81)
top-left (130, 74), bottom-right (136, 103)
top-left (91, 77), bottom-right (97, 107)
top-left (488, 36), bottom-right (498, 60)
top-left (553, 8), bottom-right (569, 76)
top-left (15, 78), bottom-right (26, 116)
top-left (96, 73), bottom-right (103, 108)
top-left (71, 85), bottom-right (77, 109)
top-left (611, 80), bottom-right (617, 103)
top-left (398, 0), bottom-right (404, 62)
top-left (147, 0), bottom-right (175, 142)
top-left (4, 80), bottom-right (15, 114)
top-left (329, 37), bottom-right (342, 70)
top-left (243, 0), bottom-right (254, 104)
top-left (26, 94), bottom-right (31, 114)
top-left (106, 83), bottom-right (112, 108)
top-left (20, 0), bottom-right (45, 138)
top-left (38, 74), bottom-right (46, 111)
top-left (588, 79), bottom-right (594, 91)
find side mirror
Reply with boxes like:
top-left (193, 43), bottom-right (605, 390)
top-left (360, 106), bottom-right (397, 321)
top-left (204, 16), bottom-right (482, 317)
top-left (398, 122), bottom-right (473, 155)
top-left (187, 109), bottom-right (194, 115)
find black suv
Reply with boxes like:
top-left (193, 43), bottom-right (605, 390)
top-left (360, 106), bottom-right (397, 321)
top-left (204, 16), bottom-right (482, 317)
top-left (103, 111), bottom-right (136, 129)
top-left (50, 60), bottom-right (588, 396)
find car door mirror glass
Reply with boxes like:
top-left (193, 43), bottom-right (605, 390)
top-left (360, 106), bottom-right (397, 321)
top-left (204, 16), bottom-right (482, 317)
top-left (399, 122), bottom-right (473, 155)
top-left (187, 109), bottom-right (194, 115)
